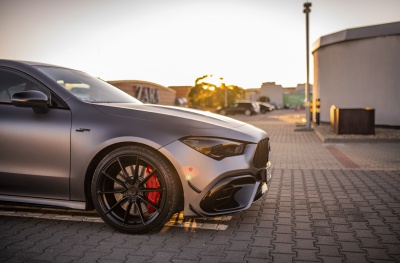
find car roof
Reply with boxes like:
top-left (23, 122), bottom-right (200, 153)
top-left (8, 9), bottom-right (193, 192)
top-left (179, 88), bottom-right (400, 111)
top-left (0, 59), bottom-right (73, 70)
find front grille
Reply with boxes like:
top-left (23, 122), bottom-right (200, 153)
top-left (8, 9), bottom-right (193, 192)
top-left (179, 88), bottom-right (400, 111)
top-left (253, 138), bottom-right (270, 168)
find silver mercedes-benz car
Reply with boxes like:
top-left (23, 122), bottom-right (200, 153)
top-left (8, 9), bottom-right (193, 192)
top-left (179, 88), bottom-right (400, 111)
top-left (0, 60), bottom-right (272, 234)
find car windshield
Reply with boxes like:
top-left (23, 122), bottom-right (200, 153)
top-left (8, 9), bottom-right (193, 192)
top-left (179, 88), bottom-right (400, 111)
top-left (36, 66), bottom-right (142, 104)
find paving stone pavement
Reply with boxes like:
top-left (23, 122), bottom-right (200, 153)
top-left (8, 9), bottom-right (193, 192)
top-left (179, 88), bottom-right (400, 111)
top-left (1, 110), bottom-right (400, 263)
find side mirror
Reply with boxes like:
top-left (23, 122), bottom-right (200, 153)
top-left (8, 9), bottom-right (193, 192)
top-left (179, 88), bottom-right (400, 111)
top-left (11, 90), bottom-right (50, 114)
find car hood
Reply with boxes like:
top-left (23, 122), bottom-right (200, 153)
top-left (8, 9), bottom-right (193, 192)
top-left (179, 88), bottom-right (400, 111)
top-left (94, 103), bottom-right (247, 129)
top-left (92, 103), bottom-right (268, 143)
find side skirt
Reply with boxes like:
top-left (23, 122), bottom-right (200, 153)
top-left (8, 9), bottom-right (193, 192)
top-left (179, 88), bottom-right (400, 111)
top-left (0, 195), bottom-right (86, 210)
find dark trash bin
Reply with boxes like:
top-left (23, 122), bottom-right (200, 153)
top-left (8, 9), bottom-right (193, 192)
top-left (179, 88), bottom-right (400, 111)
top-left (330, 106), bottom-right (375, 135)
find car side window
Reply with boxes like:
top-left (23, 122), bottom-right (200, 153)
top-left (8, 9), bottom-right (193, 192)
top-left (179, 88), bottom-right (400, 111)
top-left (0, 68), bottom-right (66, 108)
top-left (1, 83), bottom-right (29, 103)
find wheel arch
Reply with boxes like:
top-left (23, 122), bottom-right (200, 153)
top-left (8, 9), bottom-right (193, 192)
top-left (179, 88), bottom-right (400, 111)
top-left (83, 141), bottom-right (184, 211)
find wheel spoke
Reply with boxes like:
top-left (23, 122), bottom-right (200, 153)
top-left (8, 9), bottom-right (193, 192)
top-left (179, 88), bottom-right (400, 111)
top-left (141, 188), bottom-right (165, 193)
top-left (123, 199), bottom-right (133, 226)
top-left (97, 188), bottom-right (125, 194)
top-left (134, 157), bottom-right (140, 179)
top-left (138, 168), bottom-right (158, 187)
top-left (129, 164), bottom-right (137, 183)
top-left (138, 195), bottom-right (160, 212)
top-left (102, 171), bottom-right (127, 189)
top-left (105, 196), bottom-right (129, 214)
top-left (134, 198), bottom-right (146, 225)
top-left (117, 157), bottom-right (129, 180)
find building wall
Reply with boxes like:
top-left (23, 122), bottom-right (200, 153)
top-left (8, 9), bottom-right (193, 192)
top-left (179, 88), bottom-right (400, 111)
top-left (313, 23), bottom-right (400, 126)
top-left (244, 88), bottom-right (259, 101)
top-left (260, 82), bottom-right (283, 108)
top-left (109, 80), bottom-right (176, 106)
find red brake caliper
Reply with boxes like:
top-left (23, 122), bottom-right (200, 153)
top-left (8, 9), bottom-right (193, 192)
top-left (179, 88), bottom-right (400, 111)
top-left (145, 166), bottom-right (161, 213)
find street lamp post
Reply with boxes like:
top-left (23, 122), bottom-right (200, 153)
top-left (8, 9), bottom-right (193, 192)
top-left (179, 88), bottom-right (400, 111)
top-left (220, 77), bottom-right (227, 107)
top-left (303, 2), bottom-right (312, 129)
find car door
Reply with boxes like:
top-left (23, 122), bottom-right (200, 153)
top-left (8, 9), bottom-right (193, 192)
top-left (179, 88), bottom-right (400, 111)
top-left (227, 103), bottom-right (239, 115)
top-left (236, 103), bottom-right (246, 114)
top-left (0, 68), bottom-right (71, 199)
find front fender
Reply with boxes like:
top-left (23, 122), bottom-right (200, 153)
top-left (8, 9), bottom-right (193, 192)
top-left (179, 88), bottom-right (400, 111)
top-left (69, 135), bottom-right (163, 202)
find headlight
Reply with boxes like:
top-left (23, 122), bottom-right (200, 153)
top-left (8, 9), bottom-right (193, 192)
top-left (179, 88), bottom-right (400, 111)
top-left (180, 137), bottom-right (247, 160)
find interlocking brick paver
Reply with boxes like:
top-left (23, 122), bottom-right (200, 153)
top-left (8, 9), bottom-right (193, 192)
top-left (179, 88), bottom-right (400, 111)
top-left (219, 250), bottom-right (249, 262)
top-left (273, 233), bottom-right (294, 244)
top-left (338, 241), bottom-right (364, 253)
top-left (315, 236), bottom-right (339, 246)
top-left (346, 214), bottom-right (365, 222)
top-left (358, 237), bottom-right (385, 248)
top-left (53, 255), bottom-right (82, 262)
top-left (332, 224), bottom-right (351, 232)
top-left (313, 219), bottom-right (331, 227)
top-left (246, 245), bottom-right (273, 259)
top-left (125, 255), bottom-right (153, 262)
top-left (272, 242), bottom-right (295, 254)
top-left (376, 234), bottom-right (400, 245)
top-left (335, 232), bottom-right (357, 242)
top-left (275, 218), bottom-right (293, 225)
top-left (294, 239), bottom-right (318, 250)
top-left (102, 248), bottom-right (132, 261)
top-left (294, 248), bottom-right (320, 261)
top-left (314, 227), bottom-right (334, 237)
top-left (271, 253), bottom-right (295, 262)
top-left (341, 252), bottom-right (367, 263)
top-left (98, 259), bottom-right (125, 263)
top-left (226, 240), bottom-right (250, 252)
top-left (274, 225), bottom-right (293, 234)
top-left (200, 244), bottom-right (227, 256)
top-left (257, 220), bottom-right (275, 229)
top-left (329, 218), bottom-right (348, 225)
top-left (294, 222), bottom-right (313, 231)
top-left (198, 255), bottom-right (225, 263)
top-left (232, 229), bottom-right (255, 240)
top-left (318, 256), bottom-right (344, 263)
top-left (363, 248), bottom-right (393, 261)
top-left (174, 247), bottom-right (203, 261)
top-left (75, 251), bottom-right (111, 262)
top-left (1, 112), bottom-right (400, 262)
top-left (294, 230), bottom-right (315, 239)
top-left (134, 244), bottom-right (164, 256)
top-left (317, 244), bottom-right (341, 256)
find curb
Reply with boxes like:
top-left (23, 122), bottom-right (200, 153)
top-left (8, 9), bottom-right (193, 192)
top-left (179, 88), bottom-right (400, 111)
top-left (313, 126), bottom-right (400, 143)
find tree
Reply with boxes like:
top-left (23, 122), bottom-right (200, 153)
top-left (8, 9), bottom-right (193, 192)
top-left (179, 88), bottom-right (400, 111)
top-left (188, 75), bottom-right (244, 109)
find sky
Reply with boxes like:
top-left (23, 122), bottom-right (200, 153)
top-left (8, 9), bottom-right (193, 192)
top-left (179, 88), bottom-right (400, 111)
top-left (1, 0), bottom-right (399, 89)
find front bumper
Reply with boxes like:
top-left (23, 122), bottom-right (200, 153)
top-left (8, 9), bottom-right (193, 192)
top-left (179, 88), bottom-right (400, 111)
top-left (160, 139), bottom-right (272, 218)
top-left (197, 161), bottom-right (272, 216)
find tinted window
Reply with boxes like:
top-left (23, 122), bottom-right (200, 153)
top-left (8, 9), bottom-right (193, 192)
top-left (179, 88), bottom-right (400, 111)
top-left (0, 68), bottom-right (65, 108)
top-left (36, 66), bottom-right (142, 104)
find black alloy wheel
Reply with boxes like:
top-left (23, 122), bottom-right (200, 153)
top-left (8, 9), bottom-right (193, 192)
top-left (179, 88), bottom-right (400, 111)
top-left (91, 145), bottom-right (181, 234)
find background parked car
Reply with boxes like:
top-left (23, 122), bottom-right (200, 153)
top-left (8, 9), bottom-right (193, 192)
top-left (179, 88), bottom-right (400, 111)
top-left (217, 101), bottom-right (260, 116)
top-left (258, 102), bottom-right (275, 114)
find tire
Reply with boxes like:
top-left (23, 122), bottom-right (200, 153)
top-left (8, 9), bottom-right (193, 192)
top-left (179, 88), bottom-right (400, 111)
top-left (91, 145), bottom-right (181, 234)
top-left (244, 109), bottom-right (252, 116)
